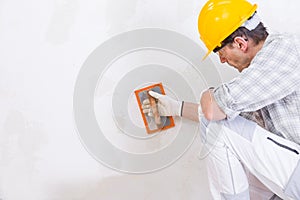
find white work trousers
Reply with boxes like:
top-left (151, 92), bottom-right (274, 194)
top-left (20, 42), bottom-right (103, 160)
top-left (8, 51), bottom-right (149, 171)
top-left (199, 116), bottom-right (300, 200)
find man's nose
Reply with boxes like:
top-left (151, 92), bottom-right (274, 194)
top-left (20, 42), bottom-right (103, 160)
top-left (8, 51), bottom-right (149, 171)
top-left (219, 55), bottom-right (227, 63)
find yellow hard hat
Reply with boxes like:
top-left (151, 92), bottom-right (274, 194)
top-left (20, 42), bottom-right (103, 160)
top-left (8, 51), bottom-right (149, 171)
top-left (198, 0), bottom-right (257, 59)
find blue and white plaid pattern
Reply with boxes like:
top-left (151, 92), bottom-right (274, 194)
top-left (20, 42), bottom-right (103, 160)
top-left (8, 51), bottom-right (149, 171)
top-left (214, 33), bottom-right (300, 144)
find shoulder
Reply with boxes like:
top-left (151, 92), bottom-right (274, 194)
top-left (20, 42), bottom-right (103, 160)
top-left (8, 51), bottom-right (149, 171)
top-left (252, 33), bottom-right (300, 67)
top-left (264, 33), bottom-right (300, 49)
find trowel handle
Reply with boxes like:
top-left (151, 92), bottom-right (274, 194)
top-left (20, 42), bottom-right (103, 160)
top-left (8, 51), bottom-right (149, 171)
top-left (147, 91), bottom-right (162, 127)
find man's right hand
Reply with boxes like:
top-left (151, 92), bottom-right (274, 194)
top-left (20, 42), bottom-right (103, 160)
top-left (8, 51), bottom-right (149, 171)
top-left (142, 91), bottom-right (183, 117)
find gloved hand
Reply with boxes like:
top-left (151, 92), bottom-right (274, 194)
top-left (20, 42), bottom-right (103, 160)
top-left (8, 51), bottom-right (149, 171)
top-left (142, 91), bottom-right (183, 117)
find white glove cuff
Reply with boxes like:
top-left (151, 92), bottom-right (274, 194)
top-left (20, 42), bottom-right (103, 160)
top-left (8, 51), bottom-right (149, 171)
top-left (179, 101), bottom-right (184, 116)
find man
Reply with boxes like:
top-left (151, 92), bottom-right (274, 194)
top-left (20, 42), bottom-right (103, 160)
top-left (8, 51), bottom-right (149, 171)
top-left (143, 0), bottom-right (300, 199)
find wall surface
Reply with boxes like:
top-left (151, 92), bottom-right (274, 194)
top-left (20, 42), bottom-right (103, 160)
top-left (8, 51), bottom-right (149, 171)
top-left (0, 0), bottom-right (300, 199)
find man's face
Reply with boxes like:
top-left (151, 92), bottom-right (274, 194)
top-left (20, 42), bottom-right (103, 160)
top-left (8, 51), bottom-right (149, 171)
top-left (216, 41), bottom-right (251, 72)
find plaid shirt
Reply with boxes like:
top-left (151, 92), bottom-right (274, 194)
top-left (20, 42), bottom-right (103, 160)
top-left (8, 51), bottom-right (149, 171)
top-left (213, 33), bottom-right (300, 144)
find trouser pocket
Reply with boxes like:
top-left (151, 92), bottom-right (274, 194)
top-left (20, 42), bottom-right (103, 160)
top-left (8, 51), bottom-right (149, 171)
top-left (267, 137), bottom-right (299, 155)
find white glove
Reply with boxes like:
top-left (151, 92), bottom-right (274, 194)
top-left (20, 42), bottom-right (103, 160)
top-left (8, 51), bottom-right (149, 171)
top-left (142, 91), bottom-right (183, 117)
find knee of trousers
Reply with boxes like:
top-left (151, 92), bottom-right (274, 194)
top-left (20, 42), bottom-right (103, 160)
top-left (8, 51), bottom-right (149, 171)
top-left (199, 117), bottom-right (227, 148)
top-left (200, 116), bottom-right (257, 144)
top-left (199, 116), bottom-right (258, 160)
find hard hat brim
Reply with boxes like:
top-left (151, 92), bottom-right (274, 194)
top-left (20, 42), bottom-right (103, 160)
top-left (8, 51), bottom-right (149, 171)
top-left (202, 50), bottom-right (212, 60)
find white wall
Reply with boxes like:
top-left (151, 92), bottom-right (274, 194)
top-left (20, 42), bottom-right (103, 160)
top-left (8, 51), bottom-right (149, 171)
top-left (0, 0), bottom-right (300, 199)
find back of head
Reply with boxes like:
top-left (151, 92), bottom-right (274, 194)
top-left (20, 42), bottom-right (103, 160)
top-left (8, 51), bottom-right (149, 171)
top-left (198, 0), bottom-right (261, 59)
top-left (220, 21), bottom-right (268, 53)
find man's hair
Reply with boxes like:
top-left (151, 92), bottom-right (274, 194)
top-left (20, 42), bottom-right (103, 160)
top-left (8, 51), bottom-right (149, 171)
top-left (213, 22), bottom-right (269, 53)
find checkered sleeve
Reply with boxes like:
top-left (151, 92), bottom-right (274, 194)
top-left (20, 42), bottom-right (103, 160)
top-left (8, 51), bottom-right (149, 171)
top-left (214, 35), bottom-right (300, 120)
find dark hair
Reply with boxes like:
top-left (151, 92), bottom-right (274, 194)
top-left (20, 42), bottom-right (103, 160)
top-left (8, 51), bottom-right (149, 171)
top-left (213, 21), bottom-right (269, 53)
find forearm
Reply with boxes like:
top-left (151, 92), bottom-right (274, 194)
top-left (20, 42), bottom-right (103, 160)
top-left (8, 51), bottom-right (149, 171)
top-left (181, 102), bottom-right (200, 122)
top-left (145, 90), bottom-right (225, 122)
top-left (200, 89), bottom-right (226, 121)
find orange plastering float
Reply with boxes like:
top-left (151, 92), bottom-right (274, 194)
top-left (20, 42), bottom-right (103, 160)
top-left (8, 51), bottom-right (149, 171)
top-left (134, 83), bottom-right (175, 134)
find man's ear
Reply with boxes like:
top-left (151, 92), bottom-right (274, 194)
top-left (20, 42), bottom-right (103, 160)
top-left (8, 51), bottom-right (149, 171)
top-left (233, 36), bottom-right (248, 51)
